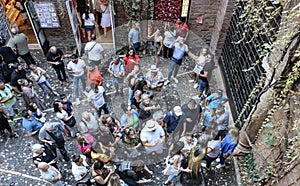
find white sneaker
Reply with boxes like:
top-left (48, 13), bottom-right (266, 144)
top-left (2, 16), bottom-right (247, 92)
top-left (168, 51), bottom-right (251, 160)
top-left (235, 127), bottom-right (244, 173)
top-left (192, 95), bottom-right (201, 100)
top-left (188, 79), bottom-right (195, 83)
top-left (53, 92), bottom-right (59, 96)
top-left (216, 164), bottom-right (225, 169)
top-left (75, 98), bottom-right (80, 105)
top-left (216, 158), bottom-right (220, 162)
top-left (193, 83), bottom-right (199, 89)
top-left (172, 77), bottom-right (179, 84)
top-left (164, 80), bottom-right (170, 86)
top-left (82, 91), bottom-right (88, 97)
top-left (201, 162), bottom-right (207, 168)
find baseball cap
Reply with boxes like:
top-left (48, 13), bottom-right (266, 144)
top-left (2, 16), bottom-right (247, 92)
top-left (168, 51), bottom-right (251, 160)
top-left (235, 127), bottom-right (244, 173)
top-left (173, 106), bottom-right (182, 116)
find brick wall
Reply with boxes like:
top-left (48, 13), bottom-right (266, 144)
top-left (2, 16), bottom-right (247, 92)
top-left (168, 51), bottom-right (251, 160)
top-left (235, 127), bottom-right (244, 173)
top-left (188, 0), bottom-right (221, 45)
top-left (209, 0), bottom-right (235, 59)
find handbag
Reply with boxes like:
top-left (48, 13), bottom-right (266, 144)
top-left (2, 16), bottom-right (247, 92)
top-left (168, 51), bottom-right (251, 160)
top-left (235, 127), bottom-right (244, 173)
top-left (64, 116), bottom-right (76, 127)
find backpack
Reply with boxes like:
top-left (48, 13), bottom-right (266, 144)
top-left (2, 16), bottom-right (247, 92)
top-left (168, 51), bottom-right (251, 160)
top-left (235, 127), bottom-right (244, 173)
top-left (109, 60), bottom-right (124, 73)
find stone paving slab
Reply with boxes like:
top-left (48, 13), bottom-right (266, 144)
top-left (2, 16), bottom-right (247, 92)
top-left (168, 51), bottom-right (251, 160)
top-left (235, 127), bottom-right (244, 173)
top-left (0, 49), bottom-right (238, 186)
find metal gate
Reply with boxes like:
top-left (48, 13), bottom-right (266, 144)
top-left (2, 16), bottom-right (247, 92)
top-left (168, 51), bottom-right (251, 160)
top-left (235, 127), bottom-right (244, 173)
top-left (218, 2), bottom-right (281, 127)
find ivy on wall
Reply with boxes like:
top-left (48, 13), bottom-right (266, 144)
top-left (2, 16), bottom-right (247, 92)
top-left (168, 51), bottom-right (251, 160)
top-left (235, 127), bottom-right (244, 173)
top-left (231, 0), bottom-right (300, 185)
top-left (109, 0), bottom-right (155, 25)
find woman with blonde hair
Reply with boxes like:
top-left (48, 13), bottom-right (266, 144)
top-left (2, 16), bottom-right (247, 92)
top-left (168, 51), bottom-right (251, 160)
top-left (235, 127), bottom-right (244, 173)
top-left (216, 128), bottom-right (239, 168)
top-left (108, 173), bottom-right (127, 186)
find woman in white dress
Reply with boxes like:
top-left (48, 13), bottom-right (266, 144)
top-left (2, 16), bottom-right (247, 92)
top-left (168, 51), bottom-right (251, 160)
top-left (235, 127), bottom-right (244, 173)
top-left (100, 1), bottom-right (111, 37)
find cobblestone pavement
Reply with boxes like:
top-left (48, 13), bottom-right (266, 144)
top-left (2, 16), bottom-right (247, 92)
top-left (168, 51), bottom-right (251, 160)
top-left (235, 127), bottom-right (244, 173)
top-left (0, 49), bottom-right (238, 186)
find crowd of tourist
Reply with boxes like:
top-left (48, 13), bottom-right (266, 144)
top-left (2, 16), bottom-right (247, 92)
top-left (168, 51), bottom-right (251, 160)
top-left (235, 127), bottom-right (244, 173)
top-left (0, 10), bottom-right (240, 186)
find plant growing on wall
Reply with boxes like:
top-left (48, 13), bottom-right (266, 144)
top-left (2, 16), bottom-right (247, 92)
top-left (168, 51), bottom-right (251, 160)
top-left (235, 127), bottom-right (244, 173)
top-left (57, 0), bottom-right (65, 19)
top-left (109, 0), bottom-right (155, 24)
top-left (231, 0), bottom-right (300, 185)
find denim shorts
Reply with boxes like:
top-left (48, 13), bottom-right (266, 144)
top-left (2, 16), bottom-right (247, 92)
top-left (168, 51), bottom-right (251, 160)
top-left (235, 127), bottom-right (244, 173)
top-left (85, 25), bottom-right (95, 31)
top-left (3, 102), bottom-right (18, 116)
top-left (198, 80), bottom-right (208, 92)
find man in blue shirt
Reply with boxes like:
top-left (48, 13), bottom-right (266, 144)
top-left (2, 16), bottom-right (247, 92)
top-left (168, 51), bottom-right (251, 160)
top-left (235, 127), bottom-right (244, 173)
top-left (164, 37), bottom-right (188, 85)
top-left (22, 109), bottom-right (43, 140)
top-left (128, 22), bottom-right (142, 54)
top-left (201, 108), bottom-right (217, 132)
top-left (205, 89), bottom-right (228, 109)
top-left (216, 106), bottom-right (230, 139)
top-left (163, 106), bottom-right (187, 140)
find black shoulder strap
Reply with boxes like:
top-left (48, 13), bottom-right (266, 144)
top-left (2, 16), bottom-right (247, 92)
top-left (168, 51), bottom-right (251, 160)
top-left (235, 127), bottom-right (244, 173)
top-left (81, 119), bottom-right (88, 128)
top-left (89, 42), bottom-right (97, 52)
top-left (46, 130), bottom-right (58, 141)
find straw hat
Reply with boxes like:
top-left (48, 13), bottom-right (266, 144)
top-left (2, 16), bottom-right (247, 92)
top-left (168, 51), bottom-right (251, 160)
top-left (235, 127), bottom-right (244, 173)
top-left (150, 65), bottom-right (159, 72)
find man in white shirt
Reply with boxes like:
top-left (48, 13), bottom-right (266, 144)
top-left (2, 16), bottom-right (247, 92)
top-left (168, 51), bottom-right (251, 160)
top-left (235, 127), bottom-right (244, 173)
top-left (88, 83), bottom-right (109, 118)
top-left (84, 34), bottom-right (104, 66)
top-left (140, 119), bottom-right (165, 154)
top-left (165, 37), bottom-right (189, 85)
top-left (67, 54), bottom-right (87, 105)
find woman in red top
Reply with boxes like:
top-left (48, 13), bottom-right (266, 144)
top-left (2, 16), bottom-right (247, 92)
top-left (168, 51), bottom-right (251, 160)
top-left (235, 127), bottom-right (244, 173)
top-left (175, 17), bottom-right (189, 40)
top-left (87, 65), bottom-right (103, 86)
top-left (123, 48), bottom-right (140, 74)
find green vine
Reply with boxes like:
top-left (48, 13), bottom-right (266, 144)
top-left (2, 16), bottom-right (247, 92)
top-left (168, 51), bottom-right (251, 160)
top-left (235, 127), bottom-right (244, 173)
top-left (234, 76), bottom-right (266, 128)
top-left (232, 0), bottom-right (300, 184)
top-left (112, 0), bottom-right (155, 24)
top-left (239, 153), bottom-right (261, 184)
top-left (57, 0), bottom-right (65, 19)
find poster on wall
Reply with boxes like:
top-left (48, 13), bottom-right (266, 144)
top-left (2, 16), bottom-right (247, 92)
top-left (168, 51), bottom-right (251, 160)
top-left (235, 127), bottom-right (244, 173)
top-left (34, 2), bottom-right (60, 28)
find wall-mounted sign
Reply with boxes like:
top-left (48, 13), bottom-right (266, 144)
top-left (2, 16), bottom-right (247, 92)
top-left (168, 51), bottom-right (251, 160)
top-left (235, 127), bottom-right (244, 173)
top-left (181, 0), bottom-right (190, 17)
top-left (197, 15), bottom-right (203, 24)
top-left (34, 2), bottom-right (60, 28)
